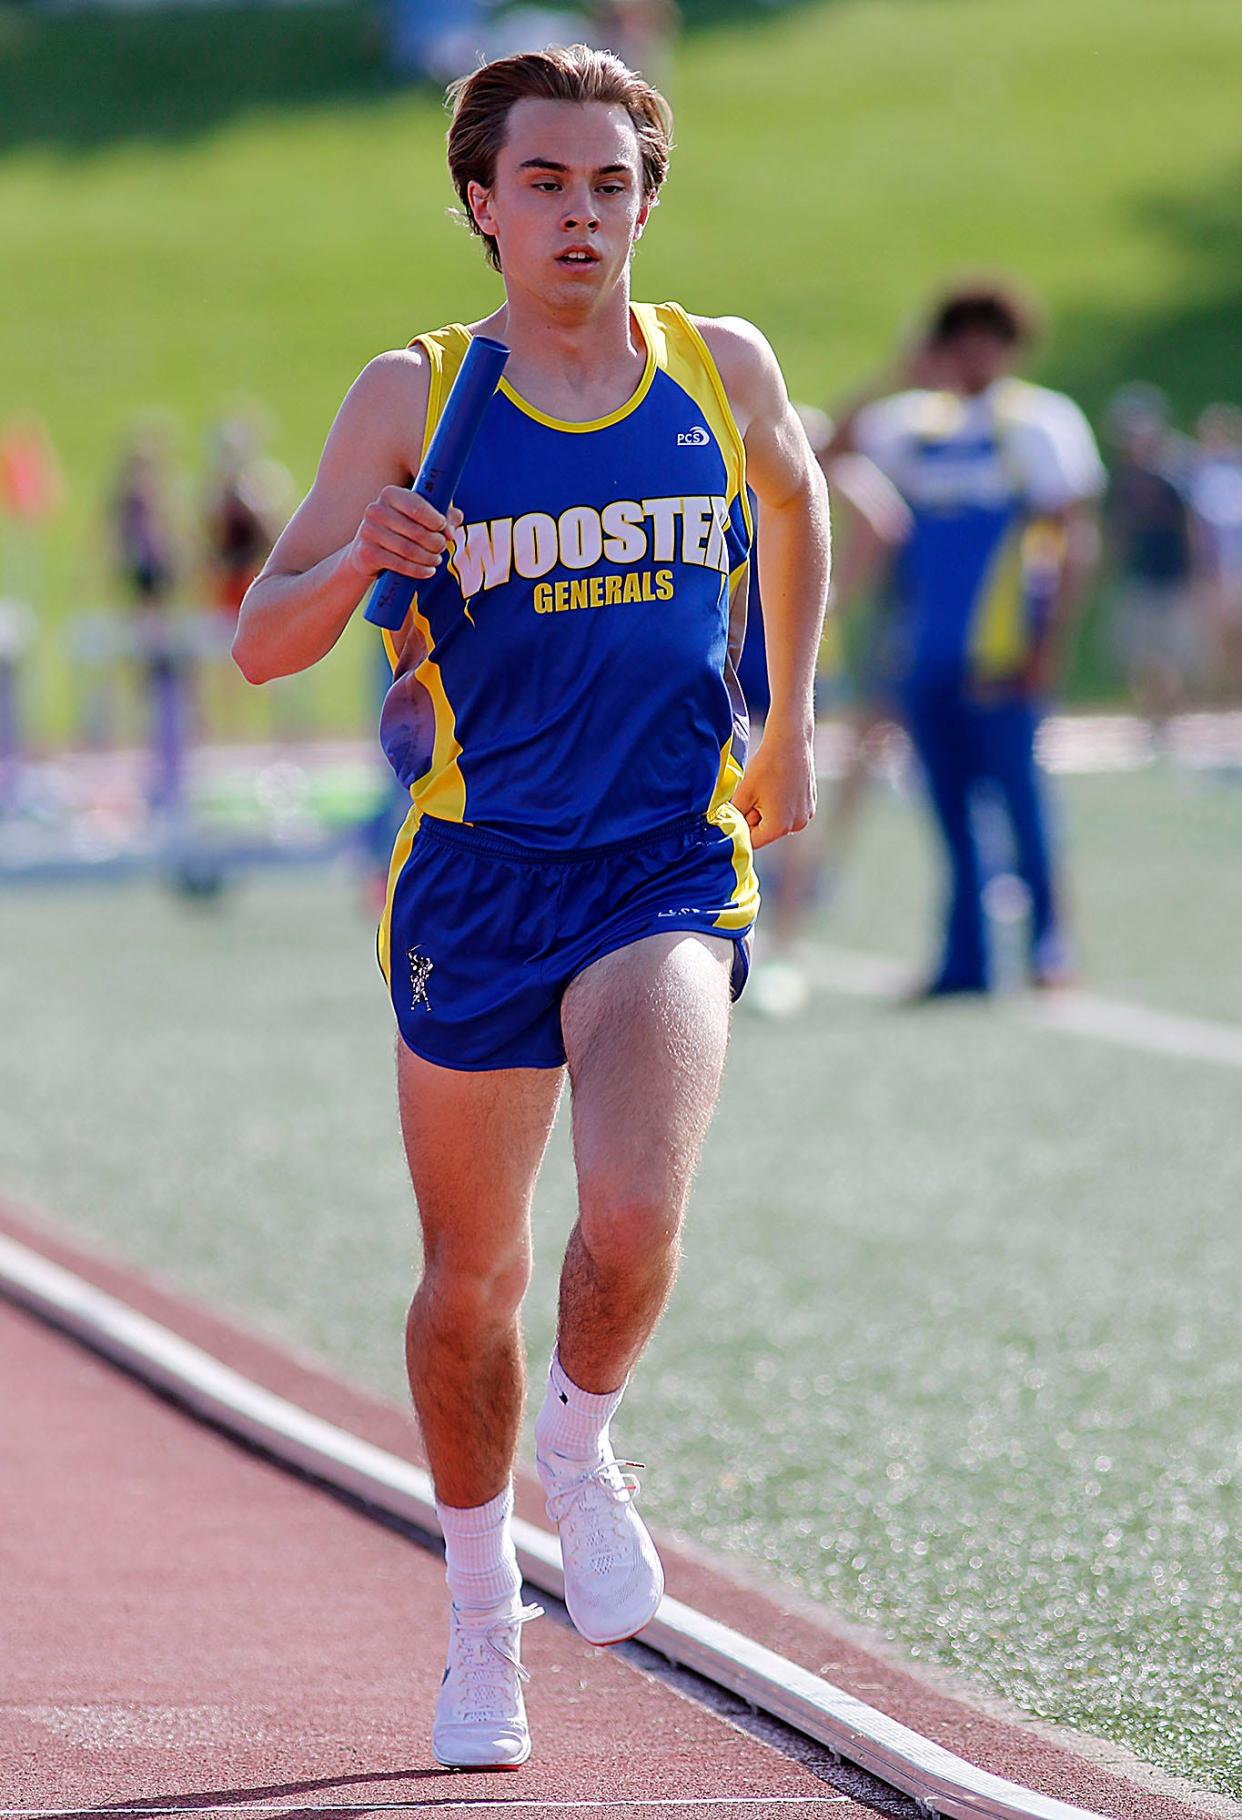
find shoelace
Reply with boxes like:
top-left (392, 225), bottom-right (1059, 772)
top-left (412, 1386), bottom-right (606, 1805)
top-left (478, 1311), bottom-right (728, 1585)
top-left (544, 1459), bottom-right (646, 1571)
top-left (447, 1603), bottom-right (543, 1718)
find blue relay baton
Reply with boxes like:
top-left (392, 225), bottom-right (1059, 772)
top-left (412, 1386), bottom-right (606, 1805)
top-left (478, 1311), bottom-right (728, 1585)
top-left (363, 334), bottom-right (510, 630)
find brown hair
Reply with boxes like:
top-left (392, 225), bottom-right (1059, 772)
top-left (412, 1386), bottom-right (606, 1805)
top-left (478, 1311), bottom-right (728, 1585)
top-left (925, 278), bottom-right (1042, 350)
top-left (446, 44), bottom-right (674, 272)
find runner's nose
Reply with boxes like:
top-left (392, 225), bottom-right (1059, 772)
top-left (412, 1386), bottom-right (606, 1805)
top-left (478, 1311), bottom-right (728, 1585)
top-left (561, 189), bottom-right (599, 232)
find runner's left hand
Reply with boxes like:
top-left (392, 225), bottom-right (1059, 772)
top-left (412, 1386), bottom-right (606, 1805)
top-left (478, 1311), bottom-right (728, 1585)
top-left (733, 720), bottom-right (817, 850)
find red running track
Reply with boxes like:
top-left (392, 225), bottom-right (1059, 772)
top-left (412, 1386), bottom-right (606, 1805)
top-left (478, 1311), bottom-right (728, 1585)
top-left (1, 1296), bottom-right (865, 1818)
top-left (0, 1202), bottom-right (1224, 1820)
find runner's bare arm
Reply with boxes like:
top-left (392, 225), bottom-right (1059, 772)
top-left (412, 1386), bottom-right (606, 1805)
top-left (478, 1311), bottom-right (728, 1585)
top-left (232, 350), bottom-right (454, 684)
top-left (698, 315), bottom-right (831, 847)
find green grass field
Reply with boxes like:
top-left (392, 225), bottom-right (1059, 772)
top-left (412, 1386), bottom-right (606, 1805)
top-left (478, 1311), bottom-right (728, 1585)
top-left (3, 0), bottom-right (1242, 733)
top-left (2, 759), bottom-right (1239, 1798)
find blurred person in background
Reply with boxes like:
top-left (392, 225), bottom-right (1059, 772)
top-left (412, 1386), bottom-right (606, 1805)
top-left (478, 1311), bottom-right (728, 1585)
top-left (1102, 383), bottom-right (1201, 731)
top-left (200, 408), bottom-right (294, 740)
top-left (385, 0), bottom-right (489, 80)
top-left (111, 414), bottom-right (182, 619)
top-left (743, 403), bottom-right (910, 1015)
top-left (108, 415), bottom-right (192, 802)
top-left (829, 280), bottom-right (1104, 996)
top-left (203, 408), bottom-right (292, 633)
top-left (1189, 402), bottom-right (1242, 699)
top-left (385, 1), bottom-right (591, 78)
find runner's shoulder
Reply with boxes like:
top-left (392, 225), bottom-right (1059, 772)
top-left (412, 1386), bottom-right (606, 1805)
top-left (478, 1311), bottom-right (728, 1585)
top-left (348, 346), bottom-right (433, 421)
top-left (690, 312), bottom-right (776, 379)
top-left (337, 347), bottom-right (433, 478)
top-left (688, 314), bottom-right (783, 428)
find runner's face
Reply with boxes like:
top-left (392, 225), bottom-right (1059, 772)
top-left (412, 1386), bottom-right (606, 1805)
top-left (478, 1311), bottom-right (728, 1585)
top-left (470, 99), bottom-right (652, 305)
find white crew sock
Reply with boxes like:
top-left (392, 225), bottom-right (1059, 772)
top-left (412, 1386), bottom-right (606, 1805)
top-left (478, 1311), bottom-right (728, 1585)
top-left (534, 1348), bottom-right (627, 1474)
top-left (435, 1483), bottom-right (522, 1613)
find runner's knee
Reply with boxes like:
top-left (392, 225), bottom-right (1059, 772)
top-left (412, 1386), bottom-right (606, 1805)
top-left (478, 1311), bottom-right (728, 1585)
top-left (417, 1243), bottom-right (531, 1329)
top-left (576, 1181), bottom-right (682, 1265)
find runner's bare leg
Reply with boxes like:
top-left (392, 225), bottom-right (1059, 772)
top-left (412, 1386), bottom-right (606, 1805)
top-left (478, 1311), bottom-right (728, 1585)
top-left (398, 1045), bottom-right (563, 1508)
top-left (557, 932), bottom-right (734, 1393)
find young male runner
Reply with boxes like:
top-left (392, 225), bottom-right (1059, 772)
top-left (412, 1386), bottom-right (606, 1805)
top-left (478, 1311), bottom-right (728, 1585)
top-left (233, 44), bottom-right (830, 1768)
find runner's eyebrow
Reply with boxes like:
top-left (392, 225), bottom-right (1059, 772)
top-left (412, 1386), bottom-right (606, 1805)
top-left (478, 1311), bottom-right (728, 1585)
top-left (517, 159), bottom-right (633, 177)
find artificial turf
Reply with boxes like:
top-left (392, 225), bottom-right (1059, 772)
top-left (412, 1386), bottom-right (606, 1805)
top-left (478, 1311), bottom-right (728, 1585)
top-left (2, 760), bottom-right (1238, 1797)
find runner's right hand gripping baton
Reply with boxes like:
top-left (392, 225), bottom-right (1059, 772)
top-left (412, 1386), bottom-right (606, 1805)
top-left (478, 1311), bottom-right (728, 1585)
top-left (364, 335), bottom-right (510, 631)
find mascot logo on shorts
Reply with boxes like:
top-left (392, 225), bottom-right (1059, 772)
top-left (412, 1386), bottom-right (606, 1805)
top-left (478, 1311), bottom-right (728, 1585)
top-left (407, 947), bottom-right (434, 1013)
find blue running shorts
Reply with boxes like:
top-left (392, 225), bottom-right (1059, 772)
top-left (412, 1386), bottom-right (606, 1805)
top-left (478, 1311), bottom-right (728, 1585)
top-left (383, 810), bottom-right (758, 1071)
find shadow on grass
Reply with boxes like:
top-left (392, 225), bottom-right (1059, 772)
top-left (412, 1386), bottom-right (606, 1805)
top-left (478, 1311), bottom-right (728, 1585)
top-left (1036, 164), bottom-right (1242, 697)
top-left (1041, 163), bottom-right (1242, 421)
top-left (0, 2), bottom-right (405, 155)
top-left (0, 0), bottom-right (832, 158)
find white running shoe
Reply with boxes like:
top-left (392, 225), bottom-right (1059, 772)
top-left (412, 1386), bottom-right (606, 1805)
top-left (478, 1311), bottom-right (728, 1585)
top-left (432, 1600), bottom-right (542, 1770)
top-left (538, 1455), bottom-right (665, 1646)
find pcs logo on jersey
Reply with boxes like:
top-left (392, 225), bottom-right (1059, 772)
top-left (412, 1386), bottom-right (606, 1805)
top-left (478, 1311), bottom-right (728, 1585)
top-left (677, 426), bottom-right (711, 447)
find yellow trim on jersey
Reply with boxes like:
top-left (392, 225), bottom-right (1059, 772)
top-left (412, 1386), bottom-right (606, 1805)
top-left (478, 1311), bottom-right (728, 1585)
top-left (377, 800), bottom-right (421, 985)
top-left (705, 738), bottom-right (760, 930)
top-left (378, 325), bottom-right (459, 659)
top-left (707, 734), bottom-right (742, 818)
top-left (408, 597), bottom-right (468, 822)
top-left (377, 323), bottom-right (472, 854)
top-left (497, 312), bottom-right (657, 432)
top-left (643, 301), bottom-right (753, 542)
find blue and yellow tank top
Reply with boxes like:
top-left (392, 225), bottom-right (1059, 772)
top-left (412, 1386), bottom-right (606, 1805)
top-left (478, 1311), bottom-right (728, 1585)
top-left (377, 301), bottom-right (753, 850)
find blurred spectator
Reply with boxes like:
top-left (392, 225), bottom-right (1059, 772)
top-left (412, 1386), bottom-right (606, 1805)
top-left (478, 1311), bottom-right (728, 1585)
top-left (830, 279), bottom-right (1104, 996)
top-left (203, 409), bottom-right (293, 632)
top-left (200, 407), bottom-right (296, 741)
top-left (384, 1), bottom-right (592, 79)
top-left (742, 404), bottom-right (910, 1016)
top-left (1189, 402), bottom-right (1242, 698)
top-left (105, 416), bottom-right (194, 798)
top-left (385, 0), bottom-right (489, 81)
top-left (111, 413), bottom-right (182, 615)
top-left (1102, 384), bottom-right (1201, 729)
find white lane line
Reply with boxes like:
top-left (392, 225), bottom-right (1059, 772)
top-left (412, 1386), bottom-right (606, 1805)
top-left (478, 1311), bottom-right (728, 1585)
top-left (1022, 989), bottom-right (1242, 1067)
top-left (808, 945), bottom-right (1242, 1070)
top-left (0, 1236), bottom-right (1111, 1820)
top-left (805, 949), bottom-right (910, 1000)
